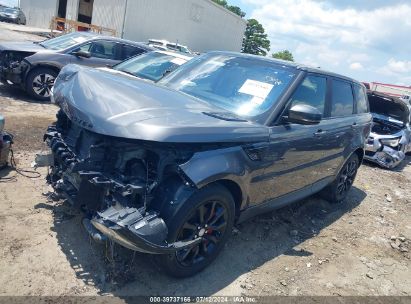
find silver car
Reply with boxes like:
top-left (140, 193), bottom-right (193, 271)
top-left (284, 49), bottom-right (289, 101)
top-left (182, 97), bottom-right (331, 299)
top-left (0, 32), bottom-right (154, 100)
top-left (365, 91), bottom-right (411, 169)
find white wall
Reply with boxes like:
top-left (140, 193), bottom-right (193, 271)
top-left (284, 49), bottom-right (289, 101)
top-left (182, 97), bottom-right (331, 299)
top-left (65, 0), bottom-right (79, 21)
top-left (122, 0), bottom-right (246, 52)
top-left (91, 0), bottom-right (126, 36)
top-left (20, 0), bottom-right (58, 29)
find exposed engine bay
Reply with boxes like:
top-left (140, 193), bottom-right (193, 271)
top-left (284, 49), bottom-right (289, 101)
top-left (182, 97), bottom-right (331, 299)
top-left (39, 110), bottom-right (215, 254)
top-left (0, 51), bottom-right (31, 85)
top-left (365, 91), bottom-right (411, 169)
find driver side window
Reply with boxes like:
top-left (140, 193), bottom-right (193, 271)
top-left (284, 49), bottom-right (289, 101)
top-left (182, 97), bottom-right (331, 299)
top-left (72, 41), bottom-right (118, 60)
top-left (288, 75), bottom-right (327, 115)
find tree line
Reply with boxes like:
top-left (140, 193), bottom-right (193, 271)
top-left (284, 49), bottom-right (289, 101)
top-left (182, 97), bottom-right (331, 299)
top-left (212, 0), bottom-right (294, 61)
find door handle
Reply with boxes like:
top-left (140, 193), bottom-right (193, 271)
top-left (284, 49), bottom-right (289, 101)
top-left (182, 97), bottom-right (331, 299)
top-left (314, 130), bottom-right (327, 137)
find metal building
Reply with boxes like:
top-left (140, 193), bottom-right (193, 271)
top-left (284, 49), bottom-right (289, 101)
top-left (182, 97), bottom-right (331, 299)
top-left (19, 0), bottom-right (247, 52)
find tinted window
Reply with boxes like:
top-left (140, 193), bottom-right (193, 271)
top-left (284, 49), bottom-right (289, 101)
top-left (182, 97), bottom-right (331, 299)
top-left (289, 75), bottom-right (327, 114)
top-left (353, 84), bottom-right (369, 113)
top-left (121, 44), bottom-right (145, 60)
top-left (331, 80), bottom-right (354, 117)
top-left (88, 41), bottom-right (117, 60)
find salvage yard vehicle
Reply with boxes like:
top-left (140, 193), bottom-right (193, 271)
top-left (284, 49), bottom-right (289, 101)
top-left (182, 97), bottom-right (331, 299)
top-left (104, 50), bottom-right (193, 83)
top-left (0, 32), bottom-right (154, 100)
top-left (365, 91), bottom-right (411, 169)
top-left (39, 52), bottom-right (371, 277)
top-left (0, 7), bottom-right (26, 25)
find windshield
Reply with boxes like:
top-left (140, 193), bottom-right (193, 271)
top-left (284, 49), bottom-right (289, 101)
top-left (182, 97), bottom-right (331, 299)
top-left (39, 32), bottom-right (91, 51)
top-left (114, 52), bottom-right (189, 82)
top-left (160, 53), bottom-right (297, 117)
top-left (3, 8), bottom-right (18, 14)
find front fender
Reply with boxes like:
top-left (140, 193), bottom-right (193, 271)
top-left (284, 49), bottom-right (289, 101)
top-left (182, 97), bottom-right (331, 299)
top-left (179, 146), bottom-right (251, 208)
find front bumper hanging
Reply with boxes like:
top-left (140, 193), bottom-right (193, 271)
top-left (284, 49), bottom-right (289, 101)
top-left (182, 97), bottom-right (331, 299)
top-left (91, 206), bottom-right (202, 254)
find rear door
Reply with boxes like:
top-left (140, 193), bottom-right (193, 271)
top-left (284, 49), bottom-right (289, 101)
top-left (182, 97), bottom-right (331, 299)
top-left (316, 78), bottom-right (357, 180)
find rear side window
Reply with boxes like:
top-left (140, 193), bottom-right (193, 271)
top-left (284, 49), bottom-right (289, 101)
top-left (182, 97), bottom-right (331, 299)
top-left (288, 75), bottom-right (327, 115)
top-left (353, 84), bottom-right (369, 113)
top-left (331, 79), bottom-right (354, 117)
top-left (121, 44), bottom-right (146, 60)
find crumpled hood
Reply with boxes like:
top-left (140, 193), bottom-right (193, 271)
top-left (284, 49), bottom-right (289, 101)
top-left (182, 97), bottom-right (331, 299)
top-left (368, 91), bottom-right (410, 125)
top-left (0, 41), bottom-right (46, 53)
top-left (53, 64), bottom-right (268, 143)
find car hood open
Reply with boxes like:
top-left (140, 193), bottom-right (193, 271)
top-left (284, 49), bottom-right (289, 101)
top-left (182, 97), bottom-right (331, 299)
top-left (368, 91), bottom-right (410, 125)
top-left (0, 41), bottom-right (46, 53)
top-left (53, 64), bottom-right (268, 143)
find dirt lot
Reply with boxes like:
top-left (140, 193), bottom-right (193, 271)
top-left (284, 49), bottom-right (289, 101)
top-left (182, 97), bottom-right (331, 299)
top-left (0, 25), bottom-right (410, 299)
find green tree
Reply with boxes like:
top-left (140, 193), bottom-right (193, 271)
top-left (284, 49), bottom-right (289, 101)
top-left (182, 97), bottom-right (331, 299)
top-left (227, 5), bottom-right (246, 18)
top-left (242, 19), bottom-right (270, 56)
top-left (212, 0), bottom-right (228, 6)
top-left (212, 0), bottom-right (246, 18)
top-left (272, 50), bottom-right (294, 61)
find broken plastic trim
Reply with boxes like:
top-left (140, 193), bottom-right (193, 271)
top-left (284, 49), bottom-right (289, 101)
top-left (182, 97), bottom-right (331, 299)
top-left (91, 206), bottom-right (202, 254)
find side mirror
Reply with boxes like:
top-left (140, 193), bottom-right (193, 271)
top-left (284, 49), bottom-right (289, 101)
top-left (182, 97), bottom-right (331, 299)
top-left (72, 50), bottom-right (91, 58)
top-left (287, 104), bottom-right (322, 125)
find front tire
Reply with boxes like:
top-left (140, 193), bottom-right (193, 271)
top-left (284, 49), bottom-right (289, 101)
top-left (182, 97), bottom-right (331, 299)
top-left (156, 184), bottom-right (235, 278)
top-left (321, 153), bottom-right (359, 204)
top-left (25, 67), bottom-right (58, 101)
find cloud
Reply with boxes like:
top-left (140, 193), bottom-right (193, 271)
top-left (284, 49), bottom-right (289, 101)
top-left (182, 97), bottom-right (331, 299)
top-left (384, 58), bottom-right (411, 74)
top-left (242, 0), bottom-right (411, 83)
top-left (349, 62), bottom-right (364, 70)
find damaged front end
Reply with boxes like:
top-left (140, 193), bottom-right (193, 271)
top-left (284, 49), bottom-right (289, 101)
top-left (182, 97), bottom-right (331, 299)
top-left (41, 110), bottom-right (202, 254)
top-left (364, 91), bottom-right (411, 169)
top-left (0, 51), bottom-right (32, 85)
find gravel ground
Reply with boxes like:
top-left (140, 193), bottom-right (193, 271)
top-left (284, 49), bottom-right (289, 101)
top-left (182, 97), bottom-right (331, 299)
top-left (0, 24), bottom-right (410, 299)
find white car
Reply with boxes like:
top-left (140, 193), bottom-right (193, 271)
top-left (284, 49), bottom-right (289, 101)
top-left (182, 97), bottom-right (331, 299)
top-left (148, 39), bottom-right (193, 54)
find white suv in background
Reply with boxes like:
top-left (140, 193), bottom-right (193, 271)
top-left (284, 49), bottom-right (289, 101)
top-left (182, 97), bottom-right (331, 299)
top-left (148, 39), bottom-right (193, 54)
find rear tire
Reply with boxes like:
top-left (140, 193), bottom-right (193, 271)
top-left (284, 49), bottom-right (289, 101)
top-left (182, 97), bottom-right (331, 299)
top-left (321, 153), bottom-right (359, 204)
top-left (156, 184), bottom-right (235, 278)
top-left (25, 67), bottom-right (58, 101)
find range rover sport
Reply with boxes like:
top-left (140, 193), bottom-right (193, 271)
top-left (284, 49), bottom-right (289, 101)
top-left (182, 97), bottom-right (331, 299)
top-left (38, 52), bottom-right (372, 277)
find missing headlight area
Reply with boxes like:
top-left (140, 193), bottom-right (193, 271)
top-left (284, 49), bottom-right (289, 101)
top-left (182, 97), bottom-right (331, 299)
top-left (365, 91), bottom-right (411, 169)
top-left (41, 109), bottom-right (204, 254)
top-left (0, 51), bottom-right (32, 85)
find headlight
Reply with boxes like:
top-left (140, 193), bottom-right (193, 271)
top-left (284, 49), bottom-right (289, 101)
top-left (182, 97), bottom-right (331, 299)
top-left (380, 137), bottom-right (401, 147)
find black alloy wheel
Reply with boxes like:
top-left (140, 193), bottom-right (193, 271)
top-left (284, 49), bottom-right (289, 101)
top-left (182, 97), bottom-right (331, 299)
top-left (175, 200), bottom-right (228, 266)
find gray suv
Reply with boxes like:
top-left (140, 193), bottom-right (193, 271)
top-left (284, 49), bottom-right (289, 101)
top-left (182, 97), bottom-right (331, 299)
top-left (0, 32), bottom-right (153, 100)
top-left (40, 52), bottom-right (372, 277)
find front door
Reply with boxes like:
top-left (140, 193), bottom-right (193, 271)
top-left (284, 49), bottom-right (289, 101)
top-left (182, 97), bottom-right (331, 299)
top-left (69, 40), bottom-right (121, 67)
top-left (252, 74), bottom-right (330, 204)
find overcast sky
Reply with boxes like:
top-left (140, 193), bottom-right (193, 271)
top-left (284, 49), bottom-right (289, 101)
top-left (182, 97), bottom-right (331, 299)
top-left (231, 0), bottom-right (411, 85)
top-left (2, 0), bottom-right (409, 85)
top-left (0, 0), bottom-right (17, 7)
